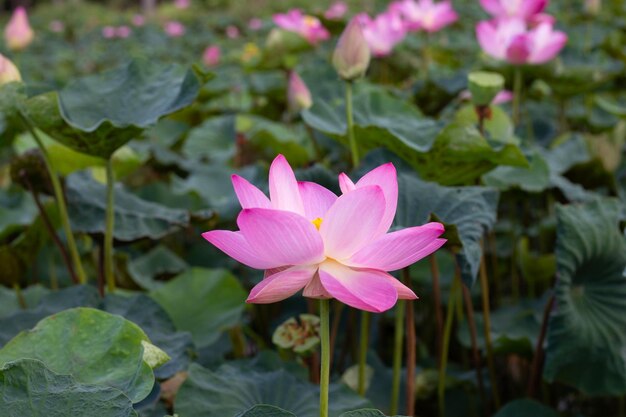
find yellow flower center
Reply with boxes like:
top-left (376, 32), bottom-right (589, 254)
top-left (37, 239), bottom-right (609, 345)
top-left (311, 217), bottom-right (323, 230)
top-left (303, 16), bottom-right (317, 27)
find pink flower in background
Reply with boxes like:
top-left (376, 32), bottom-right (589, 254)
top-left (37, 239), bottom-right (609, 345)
top-left (391, 0), bottom-right (458, 33)
top-left (460, 89), bottom-right (514, 104)
top-left (203, 155), bottom-right (446, 313)
top-left (248, 18), bottom-right (263, 30)
top-left (324, 1), bottom-right (348, 20)
top-left (0, 53), bottom-right (21, 85)
top-left (132, 15), bottom-right (146, 27)
top-left (480, 0), bottom-right (548, 20)
top-left (174, 0), bottom-right (190, 9)
top-left (102, 26), bottom-right (117, 39)
top-left (4, 7), bottom-right (34, 51)
top-left (273, 9), bottom-right (330, 45)
top-left (288, 71), bottom-right (313, 111)
top-left (164, 21), bottom-right (186, 37)
top-left (226, 25), bottom-right (240, 39)
top-left (203, 45), bottom-right (220, 67)
top-left (116, 26), bottom-right (132, 38)
top-left (49, 20), bottom-right (65, 33)
top-left (356, 11), bottom-right (406, 57)
top-left (476, 17), bottom-right (567, 65)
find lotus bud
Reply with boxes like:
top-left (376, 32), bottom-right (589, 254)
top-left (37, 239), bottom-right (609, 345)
top-left (332, 18), bottom-right (370, 81)
top-left (468, 71), bottom-right (505, 107)
top-left (203, 45), bottom-right (220, 67)
top-left (272, 314), bottom-right (320, 355)
top-left (288, 71), bottom-right (312, 111)
top-left (0, 54), bottom-right (21, 85)
top-left (4, 7), bottom-right (34, 51)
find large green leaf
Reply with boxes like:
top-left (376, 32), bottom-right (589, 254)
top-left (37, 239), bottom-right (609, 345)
top-left (150, 268), bottom-right (247, 348)
top-left (0, 190), bottom-right (38, 241)
top-left (543, 199), bottom-right (626, 395)
top-left (65, 171), bottom-right (190, 241)
top-left (236, 405), bottom-right (297, 417)
top-left (0, 359), bottom-right (138, 417)
top-left (127, 245), bottom-right (188, 290)
top-left (483, 152), bottom-right (551, 193)
top-left (0, 307), bottom-right (165, 403)
top-left (182, 115), bottom-right (237, 163)
top-left (339, 410), bottom-right (407, 417)
top-left (493, 399), bottom-right (558, 417)
top-left (175, 363), bottom-right (369, 417)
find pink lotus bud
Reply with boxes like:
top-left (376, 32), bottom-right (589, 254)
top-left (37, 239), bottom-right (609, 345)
top-left (288, 71), bottom-right (313, 111)
top-left (174, 0), bottom-right (190, 9)
top-left (132, 15), bottom-right (146, 27)
top-left (4, 7), bottom-right (34, 51)
top-left (324, 2), bottom-right (348, 20)
top-left (203, 45), bottom-right (220, 67)
top-left (102, 26), bottom-right (117, 39)
top-left (164, 21), bottom-right (186, 37)
top-left (226, 25), bottom-right (240, 39)
top-left (0, 54), bottom-right (21, 85)
top-left (116, 26), bottom-right (132, 38)
top-left (49, 20), bottom-right (65, 33)
top-left (248, 18), bottom-right (263, 31)
top-left (332, 18), bottom-right (371, 81)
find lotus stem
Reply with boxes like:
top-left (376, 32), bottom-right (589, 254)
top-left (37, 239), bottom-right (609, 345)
top-left (528, 294), bottom-right (555, 398)
top-left (438, 272), bottom-right (461, 417)
top-left (13, 283), bottom-right (26, 309)
top-left (512, 67), bottom-right (523, 126)
top-left (404, 268), bottom-right (417, 416)
top-left (18, 113), bottom-right (87, 284)
top-left (319, 298), bottom-right (331, 417)
top-left (479, 252), bottom-right (501, 410)
top-left (104, 158), bottom-right (116, 293)
top-left (390, 299), bottom-right (406, 415)
top-left (345, 81), bottom-right (359, 168)
top-left (357, 310), bottom-right (370, 396)
top-left (461, 282), bottom-right (487, 414)
top-left (430, 254), bottom-right (444, 367)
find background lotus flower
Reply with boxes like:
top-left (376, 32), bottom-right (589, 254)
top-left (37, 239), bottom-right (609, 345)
top-left (324, 1), bottom-right (348, 20)
top-left (392, 0), bottom-right (458, 33)
top-left (273, 9), bottom-right (330, 45)
top-left (116, 26), bottom-right (132, 38)
top-left (480, 0), bottom-right (548, 20)
top-left (288, 71), bottom-right (312, 111)
top-left (332, 18), bottom-right (371, 81)
top-left (203, 45), bottom-right (220, 67)
top-left (132, 15), bottom-right (146, 27)
top-left (0, 54), bottom-right (21, 85)
top-left (248, 18), bottom-right (263, 30)
top-left (164, 21), bottom-right (186, 37)
top-left (356, 11), bottom-right (407, 57)
top-left (476, 17), bottom-right (567, 65)
top-left (102, 26), bottom-right (117, 39)
top-left (49, 20), bottom-right (65, 33)
top-left (460, 89), bottom-right (514, 105)
top-left (174, 0), bottom-right (190, 9)
top-left (226, 25), bottom-right (240, 39)
top-left (4, 7), bottom-right (34, 51)
top-left (203, 155), bottom-right (446, 313)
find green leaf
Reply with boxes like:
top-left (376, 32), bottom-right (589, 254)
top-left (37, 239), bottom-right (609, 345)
top-left (150, 268), bottom-right (247, 348)
top-left (127, 245), bottom-right (188, 290)
top-left (175, 363), bottom-right (369, 417)
top-left (65, 171), bottom-right (190, 241)
top-left (483, 152), bottom-right (551, 193)
top-left (339, 410), bottom-right (408, 417)
top-left (236, 405), bottom-right (297, 417)
top-left (596, 96), bottom-right (626, 118)
top-left (0, 307), bottom-right (160, 403)
top-left (0, 359), bottom-right (138, 417)
top-left (0, 190), bottom-right (38, 241)
top-left (183, 115), bottom-right (237, 163)
top-left (544, 199), bottom-right (626, 395)
top-left (493, 399), bottom-right (558, 417)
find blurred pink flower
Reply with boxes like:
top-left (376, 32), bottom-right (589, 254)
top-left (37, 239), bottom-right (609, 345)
top-left (164, 21), bottom-right (186, 37)
top-left (356, 11), bottom-right (406, 57)
top-left (480, 0), bottom-right (548, 20)
top-left (226, 25), bottom-right (240, 39)
top-left (391, 0), bottom-right (457, 33)
top-left (49, 20), bottom-right (65, 33)
top-left (132, 15), bottom-right (146, 27)
top-left (476, 17), bottom-right (567, 65)
top-left (248, 18), bottom-right (263, 30)
top-left (460, 89), bottom-right (514, 104)
top-left (324, 1), bottom-right (348, 20)
top-left (0, 53), bottom-right (21, 85)
top-left (203, 45), bottom-right (220, 67)
top-left (4, 7), bottom-right (34, 51)
top-left (174, 0), bottom-right (190, 9)
top-left (116, 26), bottom-right (132, 38)
top-left (203, 155), bottom-right (446, 313)
top-left (288, 71), bottom-right (312, 111)
top-left (273, 9), bottom-right (330, 45)
top-left (102, 26), bottom-right (117, 39)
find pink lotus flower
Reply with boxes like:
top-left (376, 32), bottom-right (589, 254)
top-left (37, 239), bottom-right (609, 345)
top-left (102, 26), bottom-right (117, 39)
top-left (248, 18), bottom-right (263, 31)
top-left (203, 45), bottom-right (220, 67)
top-left (288, 71), bottom-right (313, 111)
top-left (460, 89), bottom-right (514, 105)
top-left (116, 26), bottom-right (132, 38)
top-left (164, 21), bottom-right (186, 37)
top-left (273, 9), bottom-right (330, 45)
top-left (202, 155), bottom-right (446, 313)
top-left (226, 25), bottom-right (240, 39)
top-left (174, 0), bottom-right (190, 9)
top-left (132, 15), bottom-right (146, 27)
top-left (49, 20), bottom-right (65, 33)
top-left (480, 0), bottom-right (548, 20)
top-left (4, 7), bottom-right (34, 51)
top-left (476, 17), bottom-right (567, 65)
top-left (391, 0), bottom-right (458, 33)
top-left (0, 53), bottom-right (21, 85)
top-left (356, 11), bottom-right (406, 57)
top-left (324, 1), bottom-right (348, 20)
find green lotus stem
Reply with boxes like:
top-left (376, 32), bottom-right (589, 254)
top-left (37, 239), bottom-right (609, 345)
top-left (461, 282), bottom-right (487, 409)
top-left (104, 158), bottom-right (116, 293)
top-left (357, 310), bottom-right (370, 396)
top-left (18, 113), bottom-right (88, 285)
top-left (403, 268), bottom-right (416, 416)
top-left (319, 299), bottom-right (330, 417)
top-left (438, 274), bottom-right (460, 417)
top-left (390, 300), bottom-right (406, 415)
top-left (512, 67), bottom-right (523, 125)
top-left (345, 81), bottom-right (359, 168)
top-left (430, 255), bottom-right (444, 367)
top-left (480, 253), bottom-right (501, 409)
top-left (13, 283), bottom-right (26, 309)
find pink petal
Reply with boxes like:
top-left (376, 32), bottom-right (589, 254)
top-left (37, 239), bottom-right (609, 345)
top-left (232, 175), bottom-right (271, 209)
top-left (354, 163), bottom-right (398, 237)
top-left (506, 34), bottom-right (531, 64)
top-left (530, 31), bottom-right (567, 64)
top-left (476, 20), bottom-right (502, 59)
top-left (385, 274), bottom-right (418, 300)
top-left (238, 208), bottom-right (325, 267)
top-left (298, 181), bottom-right (337, 221)
top-left (247, 265), bottom-right (317, 303)
top-left (202, 230), bottom-right (275, 269)
top-left (346, 223), bottom-right (446, 271)
top-left (269, 154), bottom-right (305, 215)
top-left (338, 172), bottom-right (356, 194)
top-left (318, 261), bottom-right (398, 312)
top-left (320, 185), bottom-right (386, 260)
top-left (480, 0), bottom-right (505, 16)
top-left (303, 272), bottom-right (332, 298)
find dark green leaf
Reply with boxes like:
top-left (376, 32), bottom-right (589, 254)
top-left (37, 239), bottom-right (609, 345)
top-left (127, 245), bottom-right (188, 290)
top-left (493, 399), bottom-right (558, 417)
top-left (236, 405), bottom-right (297, 417)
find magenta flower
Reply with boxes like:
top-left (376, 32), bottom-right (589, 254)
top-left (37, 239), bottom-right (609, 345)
top-left (203, 45), bottom-right (220, 67)
top-left (4, 7), bottom-right (34, 51)
top-left (476, 17), bottom-right (567, 65)
top-left (273, 9), bottom-right (330, 45)
top-left (202, 155), bottom-right (446, 313)
top-left (102, 26), bottom-right (117, 39)
top-left (480, 0), bottom-right (548, 20)
top-left (248, 18), bottom-right (263, 31)
top-left (288, 71), bottom-right (313, 111)
top-left (460, 89), bottom-right (514, 105)
top-left (226, 25), bottom-right (240, 39)
top-left (174, 0), bottom-right (190, 9)
top-left (356, 11), bottom-right (406, 57)
top-left (116, 26), bottom-right (132, 38)
top-left (132, 15), bottom-right (146, 27)
top-left (324, 1), bottom-right (348, 20)
top-left (164, 21), bottom-right (186, 37)
top-left (391, 0), bottom-right (457, 33)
